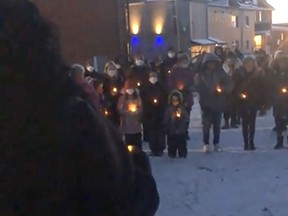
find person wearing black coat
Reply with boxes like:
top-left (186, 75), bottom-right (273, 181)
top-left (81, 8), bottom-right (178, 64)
top-left (0, 1), bottom-right (160, 215)
top-left (159, 48), bottom-right (177, 83)
top-left (141, 72), bottom-right (168, 156)
top-left (163, 90), bottom-right (190, 158)
top-left (234, 57), bottom-right (267, 150)
top-left (103, 61), bottom-right (124, 127)
top-left (271, 56), bottom-right (288, 149)
top-left (196, 53), bottom-right (234, 153)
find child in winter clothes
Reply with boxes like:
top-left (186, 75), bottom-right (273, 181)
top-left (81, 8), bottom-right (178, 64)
top-left (163, 90), bottom-right (189, 158)
top-left (118, 80), bottom-right (143, 149)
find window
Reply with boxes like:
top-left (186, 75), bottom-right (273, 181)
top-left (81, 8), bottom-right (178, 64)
top-left (246, 16), bottom-right (250, 26)
top-left (254, 35), bottom-right (262, 50)
top-left (246, 40), bottom-right (250, 50)
top-left (231, 15), bottom-right (239, 28)
top-left (281, 33), bottom-right (285, 41)
top-left (258, 11), bottom-right (262, 22)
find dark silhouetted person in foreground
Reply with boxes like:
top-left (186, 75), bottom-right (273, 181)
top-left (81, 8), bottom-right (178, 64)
top-left (0, 1), bottom-right (159, 215)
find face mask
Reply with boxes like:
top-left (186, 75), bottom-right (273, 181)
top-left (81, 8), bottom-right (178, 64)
top-left (168, 52), bottom-right (175, 58)
top-left (107, 69), bottom-right (117, 77)
top-left (149, 77), bottom-right (158, 84)
top-left (87, 65), bottom-right (94, 72)
top-left (126, 89), bottom-right (134, 95)
top-left (135, 60), bottom-right (144, 66)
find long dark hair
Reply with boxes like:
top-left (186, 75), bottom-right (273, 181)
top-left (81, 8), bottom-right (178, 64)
top-left (0, 1), bottom-right (135, 215)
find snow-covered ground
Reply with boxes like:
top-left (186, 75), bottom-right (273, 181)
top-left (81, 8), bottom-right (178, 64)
top-left (148, 100), bottom-right (288, 216)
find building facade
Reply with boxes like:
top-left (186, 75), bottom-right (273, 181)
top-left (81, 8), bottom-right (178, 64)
top-left (128, 0), bottom-right (191, 60)
top-left (271, 24), bottom-right (288, 53)
top-left (31, 0), bottom-right (128, 67)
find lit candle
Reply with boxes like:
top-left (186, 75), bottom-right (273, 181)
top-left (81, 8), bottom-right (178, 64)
top-left (128, 103), bottom-right (137, 113)
top-left (127, 145), bottom-right (134, 152)
top-left (112, 87), bottom-right (118, 93)
top-left (137, 82), bottom-right (141, 87)
top-left (216, 86), bottom-right (222, 93)
top-left (153, 98), bottom-right (158, 104)
top-left (168, 70), bottom-right (171, 74)
top-left (240, 93), bottom-right (247, 99)
top-left (104, 110), bottom-right (109, 116)
top-left (282, 88), bottom-right (287, 93)
top-left (176, 110), bottom-right (181, 118)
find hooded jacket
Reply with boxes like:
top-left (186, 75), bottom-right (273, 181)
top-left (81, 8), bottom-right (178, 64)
top-left (166, 55), bottom-right (195, 108)
top-left (196, 53), bottom-right (234, 112)
top-left (163, 91), bottom-right (189, 135)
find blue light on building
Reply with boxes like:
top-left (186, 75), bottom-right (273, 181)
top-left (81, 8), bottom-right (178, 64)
top-left (131, 35), bottom-right (139, 47)
top-left (154, 35), bottom-right (164, 47)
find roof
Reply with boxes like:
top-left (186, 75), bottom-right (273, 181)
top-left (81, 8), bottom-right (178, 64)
top-left (191, 39), bottom-right (216, 45)
top-left (208, 0), bottom-right (229, 7)
top-left (208, 37), bottom-right (227, 44)
top-left (272, 24), bottom-right (288, 32)
top-left (229, 0), bottom-right (274, 10)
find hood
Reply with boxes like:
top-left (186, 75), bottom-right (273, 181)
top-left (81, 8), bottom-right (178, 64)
top-left (202, 53), bottom-right (222, 65)
top-left (168, 90), bottom-right (184, 105)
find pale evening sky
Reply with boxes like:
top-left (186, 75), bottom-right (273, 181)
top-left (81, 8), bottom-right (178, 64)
top-left (267, 0), bottom-right (288, 23)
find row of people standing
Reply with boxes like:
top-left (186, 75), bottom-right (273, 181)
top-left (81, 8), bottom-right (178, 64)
top-left (69, 50), bottom-right (194, 159)
top-left (69, 47), bottom-right (288, 157)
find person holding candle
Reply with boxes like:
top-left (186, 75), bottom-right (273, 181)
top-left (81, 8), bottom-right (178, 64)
top-left (103, 61), bottom-right (124, 127)
top-left (141, 72), bottom-right (168, 156)
top-left (270, 55), bottom-right (288, 149)
top-left (129, 54), bottom-right (150, 90)
top-left (159, 47), bottom-right (178, 83)
top-left (163, 90), bottom-right (189, 158)
top-left (196, 53), bottom-right (234, 153)
top-left (167, 52), bottom-right (195, 140)
top-left (233, 57), bottom-right (266, 150)
top-left (118, 80), bottom-right (143, 149)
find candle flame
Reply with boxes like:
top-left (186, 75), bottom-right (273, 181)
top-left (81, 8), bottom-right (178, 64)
top-left (168, 70), bottom-right (171, 74)
top-left (137, 82), bottom-right (141, 87)
top-left (282, 88), bottom-right (287, 93)
top-left (128, 103), bottom-right (137, 113)
top-left (127, 145), bottom-right (134, 152)
top-left (241, 93), bottom-right (247, 99)
top-left (154, 99), bottom-right (158, 104)
top-left (112, 87), bottom-right (117, 93)
top-left (216, 86), bottom-right (222, 93)
top-left (176, 111), bottom-right (181, 118)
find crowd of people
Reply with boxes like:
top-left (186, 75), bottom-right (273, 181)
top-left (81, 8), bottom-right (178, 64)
top-left (1, 1), bottom-right (159, 215)
top-left (71, 46), bottom-right (288, 156)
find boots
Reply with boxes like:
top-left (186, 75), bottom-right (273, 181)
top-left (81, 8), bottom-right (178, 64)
top-left (274, 136), bottom-right (284, 150)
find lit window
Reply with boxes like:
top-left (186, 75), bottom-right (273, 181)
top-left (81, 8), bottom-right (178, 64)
top-left (258, 11), bottom-right (262, 22)
top-left (277, 39), bottom-right (281, 45)
top-left (281, 33), bottom-right (285, 41)
top-left (231, 15), bottom-right (239, 28)
top-left (254, 35), bottom-right (262, 50)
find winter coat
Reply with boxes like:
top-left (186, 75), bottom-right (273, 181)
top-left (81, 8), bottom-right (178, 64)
top-left (141, 81), bottom-right (168, 128)
top-left (103, 75), bottom-right (124, 124)
top-left (163, 105), bottom-right (189, 135)
top-left (118, 93), bottom-right (143, 134)
top-left (166, 66), bottom-right (195, 108)
top-left (159, 56), bottom-right (177, 82)
top-left (129, 65), bottom-right (150, 88)
top-left (233, 67), bottom-right (267, 113)
top-left (271, 70), bottom-right (288, 117)
top-left (79, 81), bottom-right (101, 111)
top-left (196, 53), bottom-right (234, 112)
